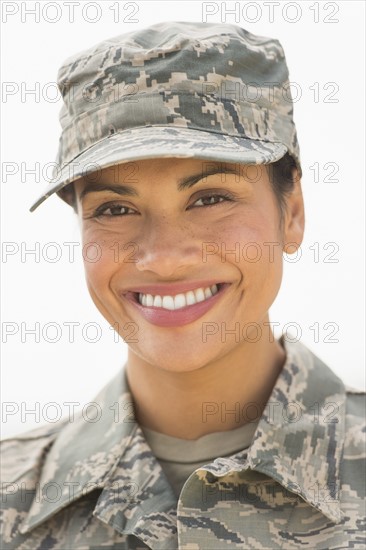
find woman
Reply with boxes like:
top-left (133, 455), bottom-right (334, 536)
top-left (1, 21), bottom-right (364, 549)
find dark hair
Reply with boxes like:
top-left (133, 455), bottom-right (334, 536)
top-left (267, 152), bottom-right (300, 223)
top-left (64, 153), bottom-right (300, 221)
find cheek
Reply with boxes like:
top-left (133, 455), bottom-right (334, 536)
top-left (81, 228), bottom-right (125, 292)
top-left (217, 211), bottom-right (284, 305)
top-left (211, 209), bottom-right (282, 265)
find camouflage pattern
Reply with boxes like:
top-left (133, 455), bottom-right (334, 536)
top-left (1, 337), bottom-right (365, 549)
top-left (29, 21), bottom-right (300, 212)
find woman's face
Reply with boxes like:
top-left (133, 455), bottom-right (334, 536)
top-left (74, 157), bottom-right (304, 372)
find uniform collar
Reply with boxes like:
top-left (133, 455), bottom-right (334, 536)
top-left (204, 337), bottom-right (346, 523)
top-left (19, 366), bottom-right (138, 534)
top-left (253, 337), bottom-right (346, 523)
top-left (20, 337), bottom-right (346, 535)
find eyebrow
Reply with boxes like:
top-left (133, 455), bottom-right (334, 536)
top-left (79, 166), bottom-right (241, 201)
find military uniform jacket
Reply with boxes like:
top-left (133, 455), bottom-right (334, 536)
top-left (1, 338), bottom-right (365, 549)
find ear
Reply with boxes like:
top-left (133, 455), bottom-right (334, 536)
top-left (282, 168), bottom-right (305, 254)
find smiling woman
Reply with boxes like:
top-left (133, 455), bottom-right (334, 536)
top-left (1, 20), bottom-right (365, 550)
top-left (71, 156), bottom-right (299, 383)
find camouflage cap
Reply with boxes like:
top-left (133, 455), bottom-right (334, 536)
top-left (29, 20), bottom-right (301, 212)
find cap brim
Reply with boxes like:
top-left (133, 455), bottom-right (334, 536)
top-left (29, 126), bottom-right (288, 212)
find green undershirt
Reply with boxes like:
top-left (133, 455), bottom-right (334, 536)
top-left (140, 420), bottom-right (259, 498)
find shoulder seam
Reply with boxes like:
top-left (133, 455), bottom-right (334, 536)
top-left (1, 420), bottom-right (68, 443)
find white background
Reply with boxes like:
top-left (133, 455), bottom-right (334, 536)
top-left (1, 0), bottom-right (365, 438)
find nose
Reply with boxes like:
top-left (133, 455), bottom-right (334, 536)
top-left (134, 217), bottom-right (202, 278)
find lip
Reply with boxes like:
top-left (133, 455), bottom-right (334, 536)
top-left (122, 280), bottom-right (227, 296)
top-left (121, 282), bottom-right (231, 327)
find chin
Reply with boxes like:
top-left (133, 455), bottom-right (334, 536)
top-left (142, 345), bottom-right (217, 374)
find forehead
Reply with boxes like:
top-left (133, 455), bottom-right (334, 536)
top-left (85, 157), bottom-right (238, 179)
top-left (73, 157), bottom-right (266, 194)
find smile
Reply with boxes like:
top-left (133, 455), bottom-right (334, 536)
top-left (138, 283), bottom-right (219, 310)
top-left (123, 282), bottom-right (231, 327)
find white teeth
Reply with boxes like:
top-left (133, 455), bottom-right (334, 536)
top-left (153, 295), bottom-right (162, 307)
top-left (146, 294), bottom-right (154, 306)
top-left (138, 284), bottom-right (220, 310)
top-left (186, 291), bottom-right (196, 306)
top-left (204, 287), bottom-right (213, 299)
top-left (162, 296), bottom-right (175, 310)
top-left (174, 294), bottom-right (186, 309)
top-left (194, 288), bottom-right (205, 302)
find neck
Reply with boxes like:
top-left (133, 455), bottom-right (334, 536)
top-left (125, 321), bottom-right (286, 440)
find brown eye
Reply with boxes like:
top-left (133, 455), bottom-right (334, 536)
top-left (90, 202), bottom-right (136, 218)
top-left (190, 193), bottom-right (234, 209)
